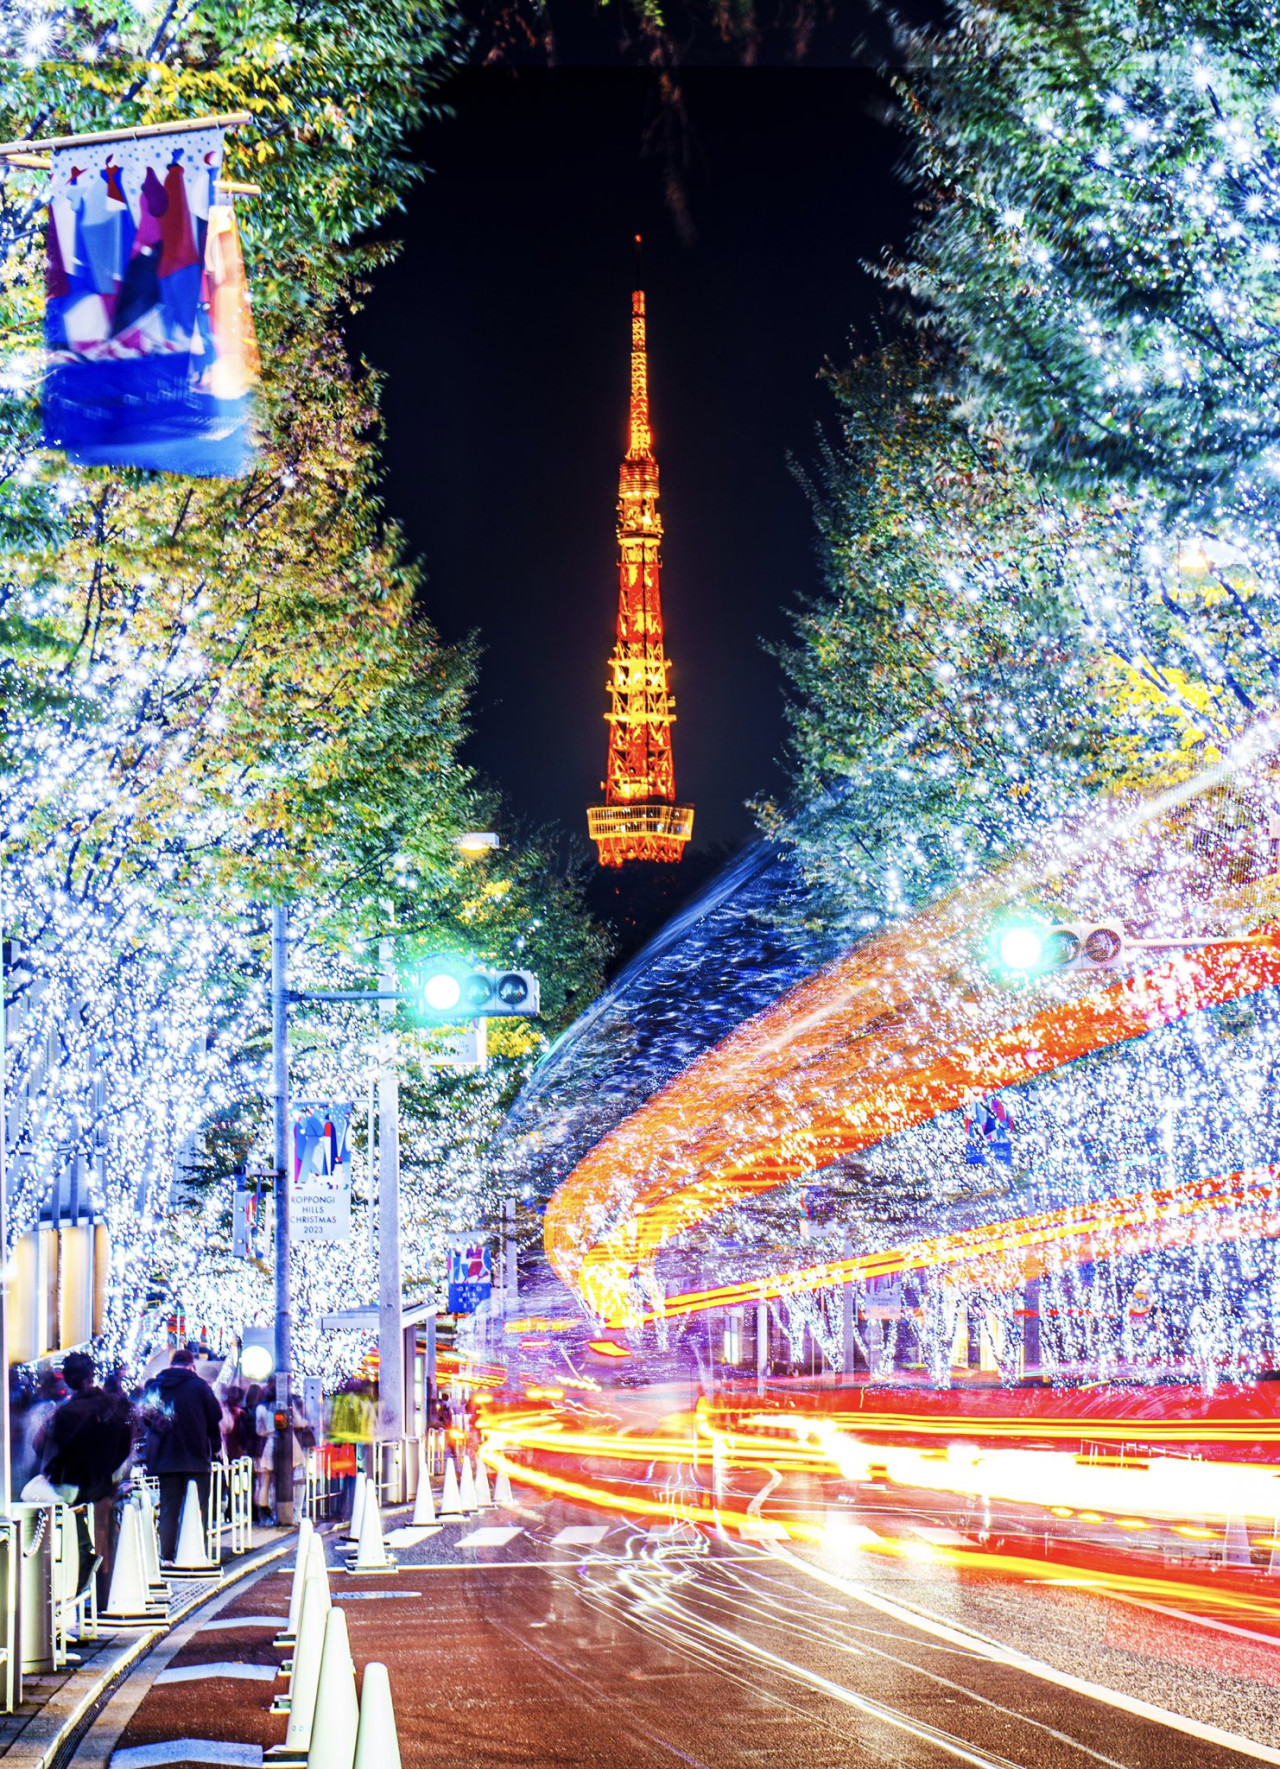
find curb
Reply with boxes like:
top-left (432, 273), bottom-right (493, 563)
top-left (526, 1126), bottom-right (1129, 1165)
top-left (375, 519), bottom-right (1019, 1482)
top-left (4, 1530), bottom-right (299, 1769)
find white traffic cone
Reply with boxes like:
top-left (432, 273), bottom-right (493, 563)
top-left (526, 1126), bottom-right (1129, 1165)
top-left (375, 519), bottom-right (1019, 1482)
top-left (439, 1457), bottom-right (462, 1518)
top-left (344, 1473), bottom-right (367, 1545)
top-left (276, 1536), bottom-right (331, 1694)
top-left (171, 1479), bottom-right (215, 1573)
top-left (459, 1456), bottom-right (477, 1513)
top-left (101, 1501), bottom-right (163, 1623)
top-left (494, 1464), bottom-right (514, 1507)
top-left (277, 1517), bottom-right (315, 1647)
top-left (346, 1488), bottom-right (396, 1574)
top-left (354, 1661), bottom-right (401, 1769)
top-left (305, 1607), bottom-right (359, 1769)
top-left (411, 1474), bottom-right (436, 1527)
top-left (136, 1485), bottom-right (169, 1595)
top-left (270, 1564), bottom-right (327, 1731)
top-left (475, 1458), bottom-right (492, 1508)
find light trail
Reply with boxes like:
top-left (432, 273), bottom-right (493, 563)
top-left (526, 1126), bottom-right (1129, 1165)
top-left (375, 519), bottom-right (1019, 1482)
top-left (479, 1425), bottom-right (1280, 1629)
top-left (641, 1166), bottom-right (1280, 1322)
top-left (543, 744), bottom-right (1280, 1330)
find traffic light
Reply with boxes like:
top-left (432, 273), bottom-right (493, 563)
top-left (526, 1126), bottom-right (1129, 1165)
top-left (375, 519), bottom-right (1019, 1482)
top-left (988, 917), bottom-right (1125, 979)
top-left (408, 953), bottom-right (540, 1024)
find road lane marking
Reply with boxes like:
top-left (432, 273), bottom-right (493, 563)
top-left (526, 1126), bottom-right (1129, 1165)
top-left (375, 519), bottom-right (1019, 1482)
top-left (384, 1526), bottom-right (441, 1547)
top-left (110, 1746), bottom-right (263, 1768)
top-left (154, 1663), bottom-right (277, 1685)
top-left (455, 1526), bottom-right (524, 1548)
top-left (777, 1545), bottom-right (1280, 1764)
top-left (552, 1525), bottom-right (610, 1545)
top-left (194, 1615), bottom-right (285, 1631)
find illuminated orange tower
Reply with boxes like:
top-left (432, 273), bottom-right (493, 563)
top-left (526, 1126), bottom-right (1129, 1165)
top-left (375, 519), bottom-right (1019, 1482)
top-left (588, 247), bottom-right (694, 865)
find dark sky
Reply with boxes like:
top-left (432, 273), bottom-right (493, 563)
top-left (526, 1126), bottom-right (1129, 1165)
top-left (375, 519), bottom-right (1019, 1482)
top-left (349, 63), bottom-right (916, 852)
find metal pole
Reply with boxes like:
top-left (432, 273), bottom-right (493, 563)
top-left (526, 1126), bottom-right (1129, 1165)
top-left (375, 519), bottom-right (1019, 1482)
top-left (271, 906), bottom-right (294, 1526)
top-left (841, 1232), bottom-right (855, 1387)
top-left (377, 939), bottom-right (404, 1463)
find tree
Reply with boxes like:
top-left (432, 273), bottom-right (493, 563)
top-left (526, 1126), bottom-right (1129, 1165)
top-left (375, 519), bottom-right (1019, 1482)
top-left (890, 0), bottom-right (1280, 520)
top-left (0, 0), bottom-right (608, 1370)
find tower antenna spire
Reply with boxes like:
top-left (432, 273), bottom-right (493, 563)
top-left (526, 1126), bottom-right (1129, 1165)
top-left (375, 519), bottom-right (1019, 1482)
top-left (587, 259), bottom-right (694, 866)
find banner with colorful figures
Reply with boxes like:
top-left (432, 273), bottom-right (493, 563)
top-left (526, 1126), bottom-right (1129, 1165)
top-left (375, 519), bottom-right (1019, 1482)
top-left (41, 120), bottom-right (258, 476)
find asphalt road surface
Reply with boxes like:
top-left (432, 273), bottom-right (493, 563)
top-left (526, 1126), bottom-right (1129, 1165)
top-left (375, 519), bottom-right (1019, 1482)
top-left (73, 1486), bottom-right (1280, 1769)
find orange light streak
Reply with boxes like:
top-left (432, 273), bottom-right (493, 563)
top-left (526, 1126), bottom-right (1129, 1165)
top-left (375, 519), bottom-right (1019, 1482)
top-left (643, 1166), bottom-right (1280, 1322)
top-left (478, 1425), bottom-right (1280, 1629)
top-left (552, 746), bottom-right (1280, 1324)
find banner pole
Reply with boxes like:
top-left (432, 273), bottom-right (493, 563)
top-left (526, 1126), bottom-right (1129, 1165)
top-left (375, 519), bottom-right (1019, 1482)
top-left (0, 110), bottom-right (252, 156)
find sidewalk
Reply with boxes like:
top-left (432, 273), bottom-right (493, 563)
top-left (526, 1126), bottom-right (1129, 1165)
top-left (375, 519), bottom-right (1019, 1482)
top-left (0, 1526), bottom-right (295, 1768)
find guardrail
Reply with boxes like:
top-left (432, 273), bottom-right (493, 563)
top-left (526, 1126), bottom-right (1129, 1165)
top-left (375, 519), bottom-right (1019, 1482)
top-left (301, 1433), bottom-right (447, 1521)
top-left (301, 1445), bottom-right (348, 1521)
top-left (208, 1456), bottom-right (254, 1563)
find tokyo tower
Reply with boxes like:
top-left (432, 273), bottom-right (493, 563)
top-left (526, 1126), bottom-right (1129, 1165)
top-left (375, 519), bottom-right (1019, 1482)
top-left (587, 248), bottom-right (694, 866)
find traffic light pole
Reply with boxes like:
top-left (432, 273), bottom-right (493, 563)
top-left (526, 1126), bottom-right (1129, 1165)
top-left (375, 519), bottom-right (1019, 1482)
top-left (271, 905), bottom-right (295, 1526)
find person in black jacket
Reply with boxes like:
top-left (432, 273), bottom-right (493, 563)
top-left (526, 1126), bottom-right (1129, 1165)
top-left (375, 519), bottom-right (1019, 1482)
top-left (141, 1347), bottom-right (223, 1561)
top-left (42, 1351), bottom-right (134, 1597)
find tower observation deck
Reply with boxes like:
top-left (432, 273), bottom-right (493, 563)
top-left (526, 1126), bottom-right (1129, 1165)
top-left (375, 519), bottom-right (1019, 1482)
top-left (587, 255), bottom-right (693, 866)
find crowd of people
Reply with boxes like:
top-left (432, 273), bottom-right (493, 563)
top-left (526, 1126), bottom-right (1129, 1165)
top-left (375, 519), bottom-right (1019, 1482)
top-left (9, 1343), bottom-right (298, 1601)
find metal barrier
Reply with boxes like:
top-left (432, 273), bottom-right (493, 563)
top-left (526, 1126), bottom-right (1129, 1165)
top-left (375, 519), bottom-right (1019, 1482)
top-left (301, 1446), bottom-right (346, 1522)
top-left (53, 1503), bottom-right (95, 1654)
top-left (207, 1456), bottom-right (254, 1563)
top-left (369, 1438), bottom-right (405, 1505)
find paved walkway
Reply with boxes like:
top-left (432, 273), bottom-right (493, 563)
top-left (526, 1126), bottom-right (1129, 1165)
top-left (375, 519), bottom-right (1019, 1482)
top-left (0, 1528), bottom-right (291, 1768)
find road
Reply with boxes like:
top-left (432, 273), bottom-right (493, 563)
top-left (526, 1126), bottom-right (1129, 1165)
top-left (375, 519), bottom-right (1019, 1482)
top-left (72, 1482), bottom-right (1280, 1769)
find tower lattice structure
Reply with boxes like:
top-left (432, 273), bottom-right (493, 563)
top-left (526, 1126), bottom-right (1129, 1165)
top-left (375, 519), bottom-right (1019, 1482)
top-left (587, 267), bottom-right (693, 866)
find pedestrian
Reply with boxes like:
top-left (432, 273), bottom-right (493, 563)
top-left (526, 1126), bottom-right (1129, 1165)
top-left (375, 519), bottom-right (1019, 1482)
top-left (220, 1385), bottom-right (245, 1465)
top-left (140, 1346), bottom-right (223, 1562)
top-left (41, 1350), bottom-right (134, 1601)
top-left (328, 1377), bottom-right (374, 1520)
top-left (253, 1385), bottom-right (276, 1523)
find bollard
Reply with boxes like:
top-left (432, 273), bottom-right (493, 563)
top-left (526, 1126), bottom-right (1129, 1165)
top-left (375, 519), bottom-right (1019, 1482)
top-left (353, 1661), bottom-right (401, 1769)
top-left (277, 1518), bottom-right (315, 1647)
top-left (101, 1503), bottom-right (164, 1624)
top-left (411, 1475), bottom-right (436, 1528)
top-left (304, 1608), bottom-right (359, 1769)
top-left (346, 1491), bottom-right (396, 1575)
top-left (268, 1566), bottom-right (326, 1741)
top-left (458, 1457), bottom-right (477, 1514)
top-left (439, 1457), bottom-right (462, 1518)
top-left (171, 1480), bottom-right (215, 1574)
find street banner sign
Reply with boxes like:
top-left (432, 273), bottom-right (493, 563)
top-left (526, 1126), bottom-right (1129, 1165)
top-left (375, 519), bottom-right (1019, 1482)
top-left (290, 1101), bottom-right (353, 1244)
top-left (232, 1178), bottom-right (257, 1258)
top-left (41, 119), bottom-right (258, 474)
top-left (447, 1237), bottom-right (492, 1314)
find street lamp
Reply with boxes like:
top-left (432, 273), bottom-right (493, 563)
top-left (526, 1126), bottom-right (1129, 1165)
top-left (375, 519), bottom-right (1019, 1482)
top-left (454, 832), bottom-right (500, 856)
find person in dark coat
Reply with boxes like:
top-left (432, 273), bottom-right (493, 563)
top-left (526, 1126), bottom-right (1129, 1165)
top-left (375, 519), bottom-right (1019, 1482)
top-left (141, 1346), bottom-right (223, 1561)
top-left (43, 1350), bottom-right (134, 1597)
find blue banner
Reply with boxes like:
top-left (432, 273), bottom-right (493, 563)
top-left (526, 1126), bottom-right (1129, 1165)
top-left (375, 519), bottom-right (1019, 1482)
top-left (448, 1239), bottom-right (492, 1315)
top-left (44, 125), bottom-right (257, 476)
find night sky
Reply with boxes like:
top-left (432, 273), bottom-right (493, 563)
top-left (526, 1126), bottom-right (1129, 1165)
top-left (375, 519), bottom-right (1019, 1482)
top-left (349, 60), bottom-right (916, 855)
